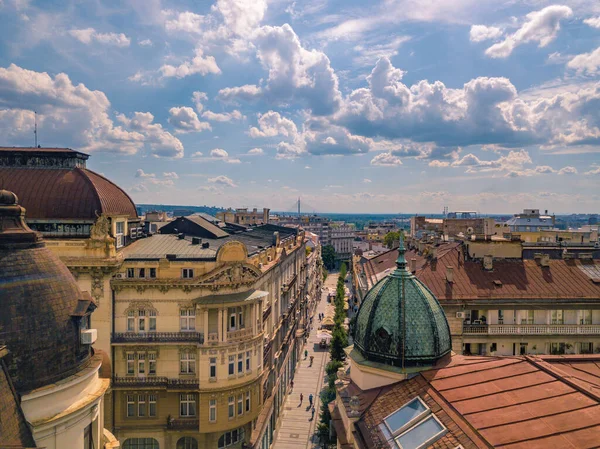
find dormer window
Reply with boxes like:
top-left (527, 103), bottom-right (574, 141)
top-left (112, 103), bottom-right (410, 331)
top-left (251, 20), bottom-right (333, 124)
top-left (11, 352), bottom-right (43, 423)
top-left (115, 221), bottom-right (125, 248)
top-left (182, 268), bottom-right (194, 279)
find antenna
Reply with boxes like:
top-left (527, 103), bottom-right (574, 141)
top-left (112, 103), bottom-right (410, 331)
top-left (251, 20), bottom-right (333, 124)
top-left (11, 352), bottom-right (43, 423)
top-left (297, 197), bottom-right (301, 216)
top-left (34, 111), bottom-right (38, 148)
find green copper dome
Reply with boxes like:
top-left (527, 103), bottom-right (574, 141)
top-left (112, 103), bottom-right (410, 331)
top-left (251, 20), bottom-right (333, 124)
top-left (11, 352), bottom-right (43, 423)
top-left (354, 234), bottom-right (451, 368)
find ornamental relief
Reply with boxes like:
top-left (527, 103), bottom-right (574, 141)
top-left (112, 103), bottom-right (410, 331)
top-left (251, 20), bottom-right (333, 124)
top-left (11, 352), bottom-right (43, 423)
top-left (124, 301), bottom-right (157, 314)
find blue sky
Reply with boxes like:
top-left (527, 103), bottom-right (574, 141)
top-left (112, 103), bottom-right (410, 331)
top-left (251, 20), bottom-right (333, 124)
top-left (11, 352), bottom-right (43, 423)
top-left (1, 0), bottom-right (599, 213)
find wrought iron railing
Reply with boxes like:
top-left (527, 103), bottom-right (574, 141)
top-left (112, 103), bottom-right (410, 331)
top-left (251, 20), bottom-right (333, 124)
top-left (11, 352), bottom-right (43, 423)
top-left (463, 324), bottom-right (600, 335)
top-left (167, 418), bottom-right (199, 430)
top-left (113, 376), bottom-right (200, 389)
top-left (112, 332), bottom-right (204, 344)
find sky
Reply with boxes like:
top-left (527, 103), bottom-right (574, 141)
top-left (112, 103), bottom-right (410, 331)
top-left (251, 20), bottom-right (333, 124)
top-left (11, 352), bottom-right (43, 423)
top-left (0, 0), bottom-right (600, 214)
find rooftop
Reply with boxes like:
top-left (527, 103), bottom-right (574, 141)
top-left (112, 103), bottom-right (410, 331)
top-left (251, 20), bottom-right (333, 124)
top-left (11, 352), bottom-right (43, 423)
top-left (351, 354), bottom-right (600, 449)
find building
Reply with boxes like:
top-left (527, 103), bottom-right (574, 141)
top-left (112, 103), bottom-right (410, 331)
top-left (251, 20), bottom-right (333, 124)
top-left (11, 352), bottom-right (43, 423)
top-left (275, 215), bottom-right (331, 246)
top-left (333, 235), bottom-right (600, 449)
top-left (505, 208), bottom-right (555, 234)
top-left (0, 189), bottom-right (117, 448)
top-left (330, 222), bottom-right (356, 263)
top-left (217, 208), bottom-right (270, 225)
top-left (410, 214), bottom-right (498, 239)
top-left (353, 237), bottom-right (600, 357)
top-left (1, 146), bottom-right (322, 449)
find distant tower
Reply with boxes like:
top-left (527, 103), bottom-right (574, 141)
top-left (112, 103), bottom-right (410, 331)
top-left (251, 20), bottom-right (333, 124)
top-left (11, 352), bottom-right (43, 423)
top-left (443, 206), bottom-right (448, 217)
top-left (34, 111), bottom-right (38, 148)
top-left (298, 197), bottom-right (301, 216)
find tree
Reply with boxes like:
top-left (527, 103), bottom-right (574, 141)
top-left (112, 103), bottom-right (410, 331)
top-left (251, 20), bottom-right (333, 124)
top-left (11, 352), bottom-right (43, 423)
top-left (330, 324), bottom-right (348, 362)
top-left (384, 231), bottom-right (401, 249)
top-left (322, 245), bottom-right (336, 270)
top-left (340, 262), bottom-right (347, 280)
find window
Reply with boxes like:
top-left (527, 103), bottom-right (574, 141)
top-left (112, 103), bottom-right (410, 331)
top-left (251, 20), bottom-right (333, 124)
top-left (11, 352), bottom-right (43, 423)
top-left (498, 310), bottom-right (504, 324)
top-left (180, 351), bottom-right (195, 374)
top-left (218, 428), bottom-right (245, 448)
top-left (180, 393), bottom-right (196, 417)
top-left (138, 353), bottom-right (146, 375)
top-left (209, 399), bottom-right (217, 422)
top-left (550, 342), bottom-right (566, 354)
top-left (148, 353), bottom-right (157, 375)
top-left (123, 438), bottom-right (159, 449)
top-left (176, 437), bottom-right (198, 449)
top-left (581, 342), bottom-right (594, 354)
top-left (245, 391), bottom-right (251, 412)
top-left (138, 310), bottom-right (146, 332)
top-left (149, 310), bottom-right (157, 332)
top-left (84, 423), bottom-right (93, 449)
top-left (127, 268), bottom-right (135, 278)
top-left (230, 312), bottom-right (237, 330)
top-left (382, 397), bottom-right (447, 449)
top-left (127, 311), bottom-right (135, 332)
top-left (127, 353), bottom-right (135, 375)
top-left (582, 310), bottom-right (593, 325)
top-left (238, 353), bottom-right (243, 373)
top-left (210, 357), bottom-right (217, 379)
top-left (237, 394), bottom-right (243, 415)
top-left (395, 415), bottom-right (446, 449)
top-left (149, 267), bottom-right (157, 278)
top-left (551, 310), bottom-right (564, 325)
top-left (228, 355), bottom-right (235, 375)
top-left (182, 268), bottom-right (194, 279)
top-left (521, 310), bottom-right (534, 324)
top-left (149, 394), bottom-right (157, 417)
top-left (138, 394), bottom-right (146, 417)
top-left (180, 309), bottom-right (196, 331)
top-left (228, 396), bottom-right (235, 418)
top-left (246, 351), bottom-right (251, 372)
top-left (115, 221), bottom-right (125, 248)
top-left (127, 394), bottom-right (135, 417)
top-left (139, 268), bottom-right (146, 278)
top-left (238, 309), bottom-right (244, 328)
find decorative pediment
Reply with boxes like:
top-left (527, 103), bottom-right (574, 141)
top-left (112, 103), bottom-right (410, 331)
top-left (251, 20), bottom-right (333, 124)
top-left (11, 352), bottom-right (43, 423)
top-left (199, 263), bottom-right (261, 287)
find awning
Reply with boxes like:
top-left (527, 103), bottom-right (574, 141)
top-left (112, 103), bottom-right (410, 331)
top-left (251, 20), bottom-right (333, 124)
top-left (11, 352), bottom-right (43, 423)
top-left (194, 289), bottom-right (269, 305)
top-left (317, 331), bottom-right (332, 342)
top-left (322, 317), bottom-right (335, 326)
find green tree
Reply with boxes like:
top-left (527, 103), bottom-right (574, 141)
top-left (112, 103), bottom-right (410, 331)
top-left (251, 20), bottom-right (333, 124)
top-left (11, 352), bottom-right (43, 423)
top-left (340, 262), bottom-right (347, 280)
top-left (322, 245), bottom-right (336, 270)
top-left (322, 267), bottom-right (328, 282)
top-left (384, 231), bottom-right (401, 249)
top-left (330, 324), bottom-right (348, 362)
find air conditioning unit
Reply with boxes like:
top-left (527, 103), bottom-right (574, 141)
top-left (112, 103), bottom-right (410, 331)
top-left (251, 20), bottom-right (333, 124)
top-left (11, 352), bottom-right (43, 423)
top-left (81, 329), bottom-right (97, 345)
top-left (456, 312), bottom-right (466, 319)
top-left (115, 273), bottom-right (125, 279)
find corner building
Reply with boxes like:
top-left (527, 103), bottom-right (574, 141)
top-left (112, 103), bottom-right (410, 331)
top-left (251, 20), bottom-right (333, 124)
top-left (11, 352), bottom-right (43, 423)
top-left (111, 217), bottom-right (311, 448)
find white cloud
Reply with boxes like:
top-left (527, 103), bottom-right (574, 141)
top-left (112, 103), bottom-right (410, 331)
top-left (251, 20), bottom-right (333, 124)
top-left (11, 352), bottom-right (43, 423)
top-left (163, 171), bottom-right (179, 179)
top-left (191, 151), bottom-right (204, 157)
top-left (136, 169), bottom-right (155, 178)
top-left (160, 48), bottom-right (221, 78)
top-left (557, 166), bottom-right (577, 175)
top-left (247, 148), bottom-right (264, 155)
top-left (165, 11), bottom-right (205, 34)
top-left (69, 28), bottom-right (131, 47)
top-left (584, 17), bottom-right (600, 28)
top-left (117, 111), bottom-right (184, 158)
top-left (584, 165), bottom-right (600, 175)
top-left (139, 39), bottom-right (153, 46)
top-left (192, 91), bottom-right (208, 113)
top-left (168, 107), bottom-right (211, 133)
top-left (215, 0), bottom-right (267, 36)
top-left (363, 178), bottom-right (372, 183)
top-left (567, 47), bottom-right (600, 75)
top-left (206, 148), bottom-right (242, 163)
top-left (208, 175), bottom-right (237, 187)
top-left (249, 111), bottom-right (299, 138)
top-left (429, 160), bottom-right (450, 167)
top-left (353, 35), bottom-right (411, 66)
top-left (469, 25), bottom-right (503, 43)
top-left (370, 152), bottom-right (402, 166)
top-left (304, 165), bottom-right (311, 169)
top-left (485, 6), bottom-right (572, 58)
top-left (201, 109), bottom-right (243, 121)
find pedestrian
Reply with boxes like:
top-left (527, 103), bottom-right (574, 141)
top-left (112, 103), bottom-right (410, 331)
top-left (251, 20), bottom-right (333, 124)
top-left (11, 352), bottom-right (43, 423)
top-left (290, 380), bottom-right (294, 391)
top-left (310, 355), bottom-right (314, 367)
top-left (309, 393), bottom-right (313, 406)
top-left (311, 405), bottom-right (315, 420)
top-left (304, 349), bottom-right (308, 359)
top-left (300, 393), bottom-right (303, 405)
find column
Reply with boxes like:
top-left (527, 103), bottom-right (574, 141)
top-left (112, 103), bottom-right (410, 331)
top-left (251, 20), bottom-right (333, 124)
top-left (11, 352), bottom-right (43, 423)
top-left (250, 303), bottom-right (255, 334)
top-left (222, 308), bottom-right (228, 343)
top-left (218, 308), bottom-right (223, 342)
top-left (204, 308), bottom-right (209, 340)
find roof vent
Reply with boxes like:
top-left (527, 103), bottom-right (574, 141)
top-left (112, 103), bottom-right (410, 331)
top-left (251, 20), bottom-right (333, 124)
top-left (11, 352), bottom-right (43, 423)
top-left (166, 254), bottom-right (177, 261)
top-left (192, 237), bottom-right (202, 245)
top-left (409, 258), bottom-right (417, 273)
top-left (540, 254), bottom-right (550, 267)
top-left (446, 266), bottom-right (454, 283)
top-left (202, 242), bottom-right (210, 249)
top-left (493, 280), bottom-right (503, 287)
top-left (178, 233), bottom-right (185, 240)
top-left (483, 254), bottom-right (493, 271)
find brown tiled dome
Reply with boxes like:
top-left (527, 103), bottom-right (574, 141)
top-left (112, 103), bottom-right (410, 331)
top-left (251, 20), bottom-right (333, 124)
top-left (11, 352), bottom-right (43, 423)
top-left (0, 167), bottom-right (138, 220)
top-left (0, 191), bottom-right (91, 392)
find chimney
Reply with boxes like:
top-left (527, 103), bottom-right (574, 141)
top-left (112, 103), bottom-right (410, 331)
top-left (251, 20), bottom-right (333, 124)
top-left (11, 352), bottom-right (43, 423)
top-left (273, 231), bottom-right (280, 246)
top-left (446, 266), bottom-right (454, 283)
top-left (431, 247), bottom-right (438, 260)
top-left (483, 254), bottom-right (493, 271)
top-left (410, 258), bottom-right (417, 273)
top-left (192, 237), bottom-right (202, 245)
top-left (540, 253), bottom-right (550, 267)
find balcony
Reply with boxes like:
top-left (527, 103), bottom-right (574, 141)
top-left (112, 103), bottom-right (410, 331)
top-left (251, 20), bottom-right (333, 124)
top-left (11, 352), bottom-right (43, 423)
top-left (463, 324), bottom-right (600, 335)
top-left (263, 340), bottom-right (272, 364)
top-left (262, 305), bottom-right (272, 321)
top-left (113, 376), bottom-right (199, 389)
top-left (112, 332), bottom-right (204, 344)
top-left (167, 418), bottom-right (199, 430)
top-left (281, 274), bottom-right (297, 293)
top-left (227, 327), bottom-right (253, 342)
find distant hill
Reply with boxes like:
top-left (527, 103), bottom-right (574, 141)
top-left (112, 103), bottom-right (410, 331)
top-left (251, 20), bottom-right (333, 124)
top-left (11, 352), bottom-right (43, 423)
top-left (136, 204), bottom-right (226, 217)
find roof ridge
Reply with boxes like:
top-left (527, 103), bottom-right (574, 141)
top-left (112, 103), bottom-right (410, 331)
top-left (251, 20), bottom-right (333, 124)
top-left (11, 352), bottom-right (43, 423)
top-left (74, 167), bottom-right (103, 218)
top-left (84, 168), bottom-right (139, 219)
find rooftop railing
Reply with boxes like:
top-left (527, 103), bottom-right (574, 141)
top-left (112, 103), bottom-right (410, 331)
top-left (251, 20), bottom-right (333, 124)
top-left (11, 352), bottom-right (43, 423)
top-left (463, 324), bottom-right (600, 335)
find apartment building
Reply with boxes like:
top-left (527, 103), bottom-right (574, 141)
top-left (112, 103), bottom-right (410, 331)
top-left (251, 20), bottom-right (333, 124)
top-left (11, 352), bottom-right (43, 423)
top-left (330, 222), bottom-right (355, 263)
top-left (353, 240), bottom-right (600, 356)
top-left (217, 208), bottom-right (270, 225)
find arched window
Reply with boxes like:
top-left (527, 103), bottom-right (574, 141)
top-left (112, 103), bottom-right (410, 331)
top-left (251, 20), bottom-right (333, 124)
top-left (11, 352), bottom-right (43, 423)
top-left (176, 437), bottom-right (198, 449)
top-left (123, 438), bottom-right (159, 449)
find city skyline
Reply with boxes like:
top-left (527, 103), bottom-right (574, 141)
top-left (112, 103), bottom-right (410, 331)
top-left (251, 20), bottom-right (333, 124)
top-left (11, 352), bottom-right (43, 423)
top-left (1, 0), bottom-right (600, 213)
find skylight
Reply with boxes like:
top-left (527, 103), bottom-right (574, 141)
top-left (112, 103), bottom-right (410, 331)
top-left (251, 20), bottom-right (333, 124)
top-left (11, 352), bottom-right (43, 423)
top-left (381, 396), bottom-right (447, 449)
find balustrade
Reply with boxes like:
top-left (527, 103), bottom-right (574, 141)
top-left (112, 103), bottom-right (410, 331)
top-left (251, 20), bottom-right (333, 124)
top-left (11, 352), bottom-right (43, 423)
top-left (112, 332), bottom-right (204, 344)
top-left (463, 324), bottom-right (600, 335)
top-left (167, 418), bottom-right (199, 430)
top-left (227, 327), bottom-right (253, 342)
top-left (113, 376), bottom-right (199, 389)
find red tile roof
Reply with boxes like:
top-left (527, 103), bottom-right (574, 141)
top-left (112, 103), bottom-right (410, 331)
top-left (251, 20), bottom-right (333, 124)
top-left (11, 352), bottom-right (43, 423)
top-left (0, 167), bottom-right (137, 220)
top-left (409, 243), bottom-right (600, 301)
top-left (355, 354), bottom-right (600, 449)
